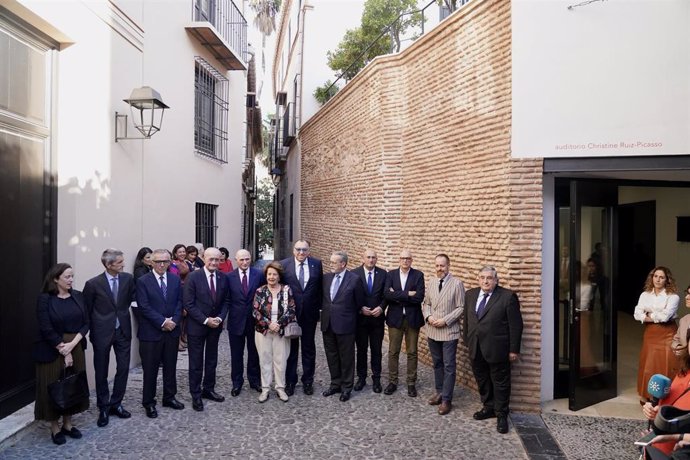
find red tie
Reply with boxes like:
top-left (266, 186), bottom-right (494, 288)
top-left (210, 273), bottom-right (216, 301)
top-left (241, 270), bottom-right (248, 295)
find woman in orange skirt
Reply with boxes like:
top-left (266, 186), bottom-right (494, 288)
top-left (634, 266), bottom-right (680, 403)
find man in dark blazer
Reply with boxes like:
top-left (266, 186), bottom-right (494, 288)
top-left (183, 247), bottom-right (230, 411)
top-left (384, 249), bottom-right (425, 397)
top-left (135, 249), bottom-right (184, 418)
top-left (321, 251), bottom-right (365, 402)
top-left (280, 240), bottom-right (323, 396)
top-left (226, 249), bottom-right (266, 396)
top-left (352, 249), bottom-right (387, 393)
top-left (83, 248), bottom-right (136, 427)
top-left (462, 265), bottom-right (523, 434)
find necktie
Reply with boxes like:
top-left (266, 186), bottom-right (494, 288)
top-left (331, 274), bottom-right (341, 301)
top-left (476, 292), bottom-right (489, 318)
top-left (367, 271), bottom-right (373, 294)
top-left (160, 275), bottom-right (167, 298)
top-left (299, 262), bottom-right (305, 290)
top-left (210, 273), bottom-right (216, 301)
top-left (111, 277), bottom-right (120, 329)
top-left (241, 270), bottom-right (248, 295)
top-left (439, 278), bottom-right (444, 292)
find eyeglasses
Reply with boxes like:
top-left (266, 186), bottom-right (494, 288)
top-left (294, 248), bottom-right (309, 252)
top-left (400, 257), bottom-right (412, 261)
top-left (153, 260), bottom-right (170, 264)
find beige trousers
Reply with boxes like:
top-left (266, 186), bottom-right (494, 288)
top-left (255, 331), bottom-right (290, 390)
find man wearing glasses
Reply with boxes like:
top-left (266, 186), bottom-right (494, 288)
top-left (135, 249), bottom-right (184, 418)
top-left (281, 240), bottom-right (323, 396)
top-left (383, 250), bottom-right (425, 397)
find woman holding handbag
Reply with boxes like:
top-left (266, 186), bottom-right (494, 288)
top-left (34, 263), bottom-right (90, 445)
top-left (253, 261), bottom-right (296, 403)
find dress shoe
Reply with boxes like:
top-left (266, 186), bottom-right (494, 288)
top-left (354, 378), bottom-right (366, 391)
top-left (303, 383), bottom-right (314, 395)
top-left (438, 401), bottom-right (452, 415)
top-left (428, 394), bottom-right (442, 406)
top-left (322, 387), bottom-right (342, 397)
top-left (384, 383), bottom-right (397, 395)
top-left (473, 407), bottom-right (497, 420)
top-left (231, 387), bottom-right (242, 397)
top-left (497, 415), bottom-right (509, 434)
top-left (250, 383), bottom-right (262, 393)
top-left (60, 426), bottom-right (82, 439)
top-left (51, 430), bottom-right (66, 445)
top-left (162, 398), bottom-right (185, 410)
top-left (258, 390), bottom-right (269, 403)
top-left (339, 391), bottom-right (351, 402)
top-left (97, 409), bottom-right (109, 427)
top-left (109, 404), bottom-right (131, 419)
top-left (372, 380), bottom-right (382, 393)
top-left (192, 398), bottom-right (204, 412)
top-left (285, 383), bottom-right (296, 396)
top-left (407, 385), bottom-right (418, 397)
top-left (201, 390), bottom-right (225, 402)
top-left (145, 405), bottom-right (158, 418)
top-left (277, 389), bottom-right (289, 402)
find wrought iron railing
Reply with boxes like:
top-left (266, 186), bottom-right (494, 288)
top-left (193, 0), bottom-right (248, 63)
top-left (282, 102), bottom-right (296, 146)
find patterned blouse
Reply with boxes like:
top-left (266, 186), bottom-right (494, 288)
top-left (253, 284), bottom-right (296, 336)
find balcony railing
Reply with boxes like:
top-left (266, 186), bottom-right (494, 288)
top-left (282, 102), bottom-right (296, 147)
top-left (187, 0), bottom-right (248, 71)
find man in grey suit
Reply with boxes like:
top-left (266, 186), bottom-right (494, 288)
top-left (462, 266), bottom-right (523, 434)
top-left (422, 254), bottom-right (465, 415)
top-left (321, 251), bottom-right (365, 402)
top-left (83, 248), bottom-right (136, 427)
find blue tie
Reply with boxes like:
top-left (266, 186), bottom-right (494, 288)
top-left (367, 271), bottom-right (373, 294)
top-left (160, 275), bottom-right (167, 298)
top-left (111, 277), bottom-right (120, 329)
top-left (299, 263), bottom-right (305, 290)
top-left (331, 274), bottom-right (341, 301)
top-left (476, 292), bottom-right (489, 318)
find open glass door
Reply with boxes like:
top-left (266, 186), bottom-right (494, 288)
top-left (568, 180), bottom-right (618, 410)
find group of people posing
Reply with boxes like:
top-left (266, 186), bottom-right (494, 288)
top-left (34, 240), bottom-right (525, 446)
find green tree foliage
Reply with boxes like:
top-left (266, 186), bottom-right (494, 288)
top-left (313, 81), bottom-right (340, 105)
top-left (327, 0), bottom-right (422, 80)
top-left (256, 178), bottom-right (274, 253)
top-left (249, 0), bottom-right (282, 36)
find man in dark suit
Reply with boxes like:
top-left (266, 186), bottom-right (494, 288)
top-left (384, 249), bottom-right (425, 397)
top-left (352, 249), bottom-right (387, 393)
top-left (135, 249), bottom-right (185, 418)
top-left (321, 251), bottom-right (365, 402)
top-left (281, 240), bottom-right (323, 396)
top-left (83, 248), bottom-right (136, 427)
top-left (184, 247), bottom-right (230, 411)
top-left (462, 265), bottom-right (523, 434)
top-left (226, 249), bottom-right (266, 396)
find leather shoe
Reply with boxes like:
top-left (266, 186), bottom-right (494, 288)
top-left (97, 409), bottom-right (109, 427)
top-left (201, 390), bottom-right (225, 402)
top-left (372, 380), bottom-right (382, 393)
top-left (383, 383), bottom-right (397, 395)
top-left (497, 415), bottom-right (509, 434)
top-left (407, 385), bottom-right (418, 397)
top-left (51, 431), bottom-right (66, 445)
top-left (231, 387), bottom-right (242, 397)
top-left (285, 383), bottom-right (296, 396)
top-left (145, 405), bottom-right (158, 418)
top-left (438, 401), bottom-right (452, 415)
top-left (303, 383), bottom-right (314, 395)
top-left (473, 407), bottom-right (497, 420)
top-left (192, 398), bottom-right (204, 412)
top-left (354, 378), bottom-right (366, 391)
top-left (162, 398), bottom-right (185, 410)
top-left (322, 387), bottom-right (342, 397)
top-left (60, 426), bottom-right (82, 439)
top-left (428, 394), bottom-right (442, 406)
top-left (109, 404), bottom-right (131, 419)
top-left (339, 391), bottom-right (352, 402)
top-left (249, 383), bottom-right (262, 393)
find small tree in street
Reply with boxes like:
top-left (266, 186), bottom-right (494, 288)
top-left (256, 177), bottom-right (274, 255)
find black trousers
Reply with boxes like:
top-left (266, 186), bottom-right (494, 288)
top-left (140, 333), bottom-right (179, 407)
top-left (228, 318), bottom-right (261, 389)
top-left (187, 328), bottom-right (222, 399)
top-left (93, 327), bottom-right (130, 410)
top-left (355, 322), bottom-right (384, 380)
top-left (286, 317), bottom-right (318, 386)
top-left (471, 345), bottom-right (511, 416)
top-left (322, 328), bottom-right (355, 391)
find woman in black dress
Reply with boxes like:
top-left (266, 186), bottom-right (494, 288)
top-left (133, 247), bottom-right (153, 280)
top-left (34, 263), bottom-right (90, 445)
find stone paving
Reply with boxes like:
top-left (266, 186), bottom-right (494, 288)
top-left (0, 334), bottom-right (528, 460)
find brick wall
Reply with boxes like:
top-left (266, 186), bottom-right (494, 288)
top-left (299, 0), bottom-right (544, 412)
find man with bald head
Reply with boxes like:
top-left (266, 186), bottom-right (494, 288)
top-left (184, 247), bottom-right (231, 411)
top-left (226, 249), bottom-right (266, 396)
top-left (384, 250), bottom-right (425, 397)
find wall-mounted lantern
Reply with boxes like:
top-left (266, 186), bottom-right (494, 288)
top-left (115, 86), bottom-right (169, 142)
top-left (271, 167), bottom-right (283, 186)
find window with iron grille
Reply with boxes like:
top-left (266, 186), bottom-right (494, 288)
top-left (194, 57), bottom-right (229, 163)
top-left (195, 202), bottom-right (218, 248)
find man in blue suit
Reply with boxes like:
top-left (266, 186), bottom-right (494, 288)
top-left (184, 247), bottom-right (230, 411)
top-left (135, 249), bottom-right (184, 418)
top-left (226, 249), bottom-right (267, 396)
top-left (281, 240), bottom-right (323, 396)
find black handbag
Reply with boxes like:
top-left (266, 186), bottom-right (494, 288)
top-left (48, 367), bottom-right (89, 411)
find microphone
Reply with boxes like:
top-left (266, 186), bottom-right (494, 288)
top-left (647, 374), bottom-right (672, 430)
